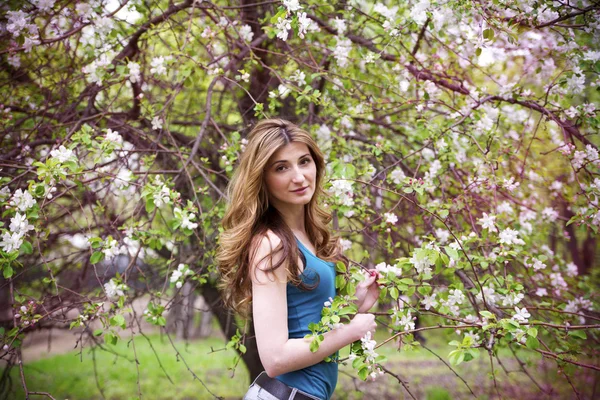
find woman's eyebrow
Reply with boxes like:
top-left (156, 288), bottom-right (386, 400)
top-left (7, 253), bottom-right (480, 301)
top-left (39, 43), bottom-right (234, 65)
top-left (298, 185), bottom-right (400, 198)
top-left (270, 153), bottom-right (311, 167)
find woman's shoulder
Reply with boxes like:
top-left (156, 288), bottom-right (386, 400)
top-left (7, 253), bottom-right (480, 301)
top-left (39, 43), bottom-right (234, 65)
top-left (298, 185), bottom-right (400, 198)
top-left (250, 229), bottom-right (282, 254)
top-left (248, 229), bottom-right (288, 283)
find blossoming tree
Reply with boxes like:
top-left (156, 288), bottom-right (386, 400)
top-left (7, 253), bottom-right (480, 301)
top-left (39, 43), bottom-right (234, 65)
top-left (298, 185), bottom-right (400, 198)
top-left (1, 0), bottom-right (599, 398)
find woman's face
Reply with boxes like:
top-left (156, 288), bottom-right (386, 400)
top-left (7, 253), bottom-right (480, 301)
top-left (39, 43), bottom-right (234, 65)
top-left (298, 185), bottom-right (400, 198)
top-left (263, 142), bottom-right (317, 210)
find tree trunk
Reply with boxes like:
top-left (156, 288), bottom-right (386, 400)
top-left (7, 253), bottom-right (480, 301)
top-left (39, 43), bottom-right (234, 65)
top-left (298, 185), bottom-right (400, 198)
top-left (201, 283), bottom-right (264, 383)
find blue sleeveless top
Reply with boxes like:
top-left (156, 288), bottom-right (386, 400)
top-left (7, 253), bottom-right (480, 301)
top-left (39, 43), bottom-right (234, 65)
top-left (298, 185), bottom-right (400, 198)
top-left (275, 237), bottom-right (339, 400)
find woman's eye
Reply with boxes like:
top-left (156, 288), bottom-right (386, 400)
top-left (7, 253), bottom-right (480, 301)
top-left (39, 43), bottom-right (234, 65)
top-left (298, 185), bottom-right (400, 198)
top-left (301, 158), bottom-right (311, 164)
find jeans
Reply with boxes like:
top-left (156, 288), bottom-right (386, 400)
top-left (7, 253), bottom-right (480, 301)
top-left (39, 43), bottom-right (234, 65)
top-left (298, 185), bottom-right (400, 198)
top-left (242, 371), bottom-right (323, 400)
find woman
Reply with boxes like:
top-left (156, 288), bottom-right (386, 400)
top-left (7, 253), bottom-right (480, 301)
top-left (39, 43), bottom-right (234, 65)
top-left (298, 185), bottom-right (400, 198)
top-left (216, 119), bottom-right (380, 400)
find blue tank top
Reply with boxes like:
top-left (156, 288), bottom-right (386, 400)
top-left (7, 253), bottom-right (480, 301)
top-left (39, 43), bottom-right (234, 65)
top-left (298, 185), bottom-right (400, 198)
top-left (275, 237), bottom-right (339, 400)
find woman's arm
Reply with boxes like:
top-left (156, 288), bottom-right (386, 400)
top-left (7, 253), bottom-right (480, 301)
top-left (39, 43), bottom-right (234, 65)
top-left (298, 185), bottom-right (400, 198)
top-left (250, 232), bottom-right (364, 378)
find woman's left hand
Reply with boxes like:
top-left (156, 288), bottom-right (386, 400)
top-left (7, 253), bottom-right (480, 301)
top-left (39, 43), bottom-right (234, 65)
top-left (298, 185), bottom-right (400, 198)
top-left (354, 270), bottom-right (382, 313)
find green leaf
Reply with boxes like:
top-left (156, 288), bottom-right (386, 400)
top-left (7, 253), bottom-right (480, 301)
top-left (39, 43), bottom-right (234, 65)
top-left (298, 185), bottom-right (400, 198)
top-left (358, 366), bottom-right (369, 381)
top-left (93, 329), bottom-right (103, 336)
top-left (335, 274), bottom-right (346, 290)
top-left (20, 241), bottom-right (33, 255)
top-left (90, 251), bottom-right (104, 264)
top-left (479, 311), bottom-right (495, 320)
top-left (527, 327), bottom-right (538, 338)
top-left (145, 198), bottom-right (155, 213)
top-left (110, 314), bottom-right (126, 329)
top-left (309, 339), bottom-right (319, 352)
top-left (568, 330), bottom-right (587, 340)
top-left (448, 349), bottom-right (465, 366)
top-left (390, 287), bottom-right (399, 300)
top-left (3, 266), bottom-right (14, 279)
top-left (445, 246), bottom-right (459, 260)
top-left (105, 332), bottom-right (118, 346)
top-left (526, 336), bottom-right (539, 350)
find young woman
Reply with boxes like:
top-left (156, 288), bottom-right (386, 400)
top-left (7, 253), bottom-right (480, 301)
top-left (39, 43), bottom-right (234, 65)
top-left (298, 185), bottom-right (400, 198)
top-left (216, 119), bottom-right (381, 400)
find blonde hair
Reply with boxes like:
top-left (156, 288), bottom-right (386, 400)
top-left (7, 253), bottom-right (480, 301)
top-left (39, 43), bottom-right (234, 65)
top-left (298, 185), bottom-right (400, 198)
top-left (216, 118), bottom-right (348, 320)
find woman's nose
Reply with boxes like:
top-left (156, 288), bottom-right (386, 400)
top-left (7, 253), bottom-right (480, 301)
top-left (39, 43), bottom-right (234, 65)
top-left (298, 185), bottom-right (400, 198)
top-left (292, 168), bottom-right (305, 182)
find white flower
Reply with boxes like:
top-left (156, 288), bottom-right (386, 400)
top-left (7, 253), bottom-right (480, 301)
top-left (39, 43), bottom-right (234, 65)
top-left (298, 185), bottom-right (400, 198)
top-left (175, 207), bottom-right (198, 230)
top-left (103, 238), bottom-right (125, 260)
top-left (447, 289), bottom-right (465, 305)
top-left (239, 24), bottom-right (254, 42)
top-left (282, 0), bottom-right (302, 13)
top-left (153, 186), bottom-right (171, 207)
top-left (399, 311), bottom-right (415, 331)
top-left (104, 278), bottom-right (128, 299)
top-left (290, 69), bottom-right (306, 86)
top-left (0, 187), bottom-right (11, 202)
top-left (0, 232), bottom-right (24, 253)
top-left (150, 56), bottom-right (168, 75)
top-left (181, 212), bottom-right (198, 230)
top-left (114, 169), bottom-right (133, 190)
top-left (583, 50), bottom-right (600, 62)
top-left (76, 3), bottom-right (94, 21)
top-left (501, 292), bottom-right (524, 306)
top-left (8, 54), bottom-right (21, 68)
top-left (390, 168), bottom-right (405, 185)
top-left (384, 212), bottom-right (398, 224)
top-left (477, 212), bottom-right (497, 233)
top-left (10, 189), bottom-right (36, 212)
top-left (152, 116), bottom-right (163, 130)
top-left (104, 129), bottom-right (123, 144)
top-left (498, 228), bottom-right (524, 246)
top-left (565, 106), bottom-right (579, 119)
top-left (275, 17), bottom-right (292, 41)
top-left (531, 258), bottom-right (546, 271)
top-left (410, 0), bottom-right (431, 25)
top-left (475, 286), bottom-right (498, 305)
top-left (35, 0), bottom-right (56, 12)
top-left (550, 272), bottom-right (567, 289)
top-left (333, 38), bottom-right (352, 68)
top-left (565, 262), bottom-right (578, 277)
top-left (330, 179), bottom-right (354, 206)
top-left (340, 238), bottom-right (352, 251)
top-left (277, 84), bottom-right (291, 98)
top-left (6, 11), bottom-right (29, 37)
top-left (512, 307), bottom-right (531, 324)
top-left (409, 250), bottom-right (434, 275)
top-left (541, 207), bottom-right (558, 222)
top-left (502, 177), bottom-right (520, 192)
top-left (315, 124), bottom-right (331, 144)
top-left (535, 288), bottom-right (548, 297)
top-left (95, 16), bottom-right (114, 36)
top-left (422, 294), bottom-right (438, 310)
top-left (332, 17), bottom-right (347, 35)
top-left (128, 61), bottom-right (141, 83)
top-left (496, 201), bottom-right (514, 215)
top-left (297, 12), bottom-right (318, 38)
top-left (9, 213), bottom-right (34, 235)
top-left (50, 145), bottom-right (74, 162)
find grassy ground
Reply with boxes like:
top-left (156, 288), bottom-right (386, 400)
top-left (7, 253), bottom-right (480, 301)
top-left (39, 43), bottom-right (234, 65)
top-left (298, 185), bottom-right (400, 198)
top-left (6, 327), bottom-right (597, 399)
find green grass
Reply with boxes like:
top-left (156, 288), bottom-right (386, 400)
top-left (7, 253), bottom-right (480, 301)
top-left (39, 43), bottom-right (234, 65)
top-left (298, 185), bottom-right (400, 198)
top-left (7, 328), bottom-right (593, 399)
top-left (10, 333), bottom-right (251, 400)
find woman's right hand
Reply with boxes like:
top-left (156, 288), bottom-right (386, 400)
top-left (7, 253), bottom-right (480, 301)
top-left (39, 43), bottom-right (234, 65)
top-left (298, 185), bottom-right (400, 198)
top-left (348, 313), bottom-right (377, 341)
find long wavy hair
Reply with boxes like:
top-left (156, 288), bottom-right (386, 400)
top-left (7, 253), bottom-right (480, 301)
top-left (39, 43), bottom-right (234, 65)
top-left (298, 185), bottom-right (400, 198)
top-left (216, 118), bottom-right (349, 320)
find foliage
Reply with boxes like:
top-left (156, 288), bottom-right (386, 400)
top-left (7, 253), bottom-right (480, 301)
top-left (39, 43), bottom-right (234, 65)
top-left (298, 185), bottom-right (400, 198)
top-left (0, 0), bottom-right (599, 398)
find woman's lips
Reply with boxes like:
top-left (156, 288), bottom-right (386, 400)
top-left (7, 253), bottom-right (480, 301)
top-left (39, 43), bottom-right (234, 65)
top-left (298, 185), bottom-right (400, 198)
top-left (291, 186), bottom-right (308, 193)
